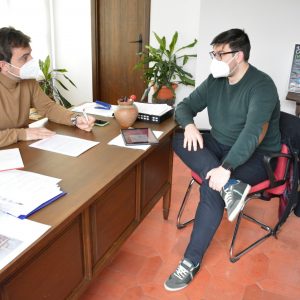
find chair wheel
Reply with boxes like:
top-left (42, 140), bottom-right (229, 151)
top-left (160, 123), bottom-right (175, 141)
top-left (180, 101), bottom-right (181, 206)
top-left (230, 257), bottom-right (240, 263)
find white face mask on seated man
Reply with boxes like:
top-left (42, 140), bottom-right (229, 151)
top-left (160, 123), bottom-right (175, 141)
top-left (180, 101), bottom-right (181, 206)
top-left (210, 54), bottom-right (238, 78)
top-left (7, 58), bottom-right (42, 80)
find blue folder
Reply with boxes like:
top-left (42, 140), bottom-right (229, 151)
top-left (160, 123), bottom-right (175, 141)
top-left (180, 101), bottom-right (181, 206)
top-left (18, 191), bottom-right (67, 219)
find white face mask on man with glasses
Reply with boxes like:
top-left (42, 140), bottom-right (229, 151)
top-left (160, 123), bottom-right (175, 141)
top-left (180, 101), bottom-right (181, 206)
top-left (209, 50), bottom-right (239, 78)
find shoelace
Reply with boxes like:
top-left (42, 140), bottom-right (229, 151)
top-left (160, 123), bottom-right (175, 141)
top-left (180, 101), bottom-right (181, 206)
top-left (223, 187), bottom-right (233, 208)
top-left (174, 264), bottom-right (190, 280)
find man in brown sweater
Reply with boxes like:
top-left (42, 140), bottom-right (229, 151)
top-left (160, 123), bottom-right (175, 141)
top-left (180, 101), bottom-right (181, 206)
top-left (0, 27), bottom-right (95, 148)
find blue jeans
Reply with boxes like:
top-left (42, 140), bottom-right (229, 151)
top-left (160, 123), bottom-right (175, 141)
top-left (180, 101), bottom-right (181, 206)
top-left (173, 131), bottom-right (271, 266)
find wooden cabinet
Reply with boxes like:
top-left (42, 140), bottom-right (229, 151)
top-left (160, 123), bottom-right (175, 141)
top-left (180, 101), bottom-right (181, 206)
top-left (2, 218), bottom-right (84, 300)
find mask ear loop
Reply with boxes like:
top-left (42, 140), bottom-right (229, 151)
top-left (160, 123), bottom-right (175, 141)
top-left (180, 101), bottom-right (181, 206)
top-left (5, 62), bottom-right (21, 78)
top-left (228, 52), bottom-right (240, 76)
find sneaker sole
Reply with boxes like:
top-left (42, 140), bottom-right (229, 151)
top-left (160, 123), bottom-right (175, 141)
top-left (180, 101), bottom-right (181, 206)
top-left (228, 184), bottom-right (251, 222)
top-left (164, 281), bottom-right (188, 292)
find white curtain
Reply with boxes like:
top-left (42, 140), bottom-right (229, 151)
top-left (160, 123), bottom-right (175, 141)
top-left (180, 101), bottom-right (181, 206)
top-left (0, 0), bottom-right (52, 62)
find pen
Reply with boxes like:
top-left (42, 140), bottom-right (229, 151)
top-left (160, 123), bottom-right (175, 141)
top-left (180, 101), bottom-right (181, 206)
top-left (82, 108), bottom-right (89, 123)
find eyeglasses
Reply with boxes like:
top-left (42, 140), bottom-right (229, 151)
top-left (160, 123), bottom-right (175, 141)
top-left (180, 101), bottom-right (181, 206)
top-left (209, 51), bottom-right (238, 60)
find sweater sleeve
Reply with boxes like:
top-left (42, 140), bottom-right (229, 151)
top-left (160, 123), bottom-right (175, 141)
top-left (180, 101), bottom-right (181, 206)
top-left (175, 80), bottom-right (208, 128)
top-left (0, 128), bottom-right (27, 148)
top-left (222, 78), bottom-right (279, 170)
top-left (31, 82), bottom-right (74, 125)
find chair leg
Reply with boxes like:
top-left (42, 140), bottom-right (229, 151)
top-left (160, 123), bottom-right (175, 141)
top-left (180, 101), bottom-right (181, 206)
top-left (229, 199), bottom-right (275, 263)
top-left (176, 178), bottom-right (196, 229)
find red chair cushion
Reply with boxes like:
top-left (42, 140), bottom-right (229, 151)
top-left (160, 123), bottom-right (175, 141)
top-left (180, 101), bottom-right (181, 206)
top-left (190, 144), bottom-right (289, 196)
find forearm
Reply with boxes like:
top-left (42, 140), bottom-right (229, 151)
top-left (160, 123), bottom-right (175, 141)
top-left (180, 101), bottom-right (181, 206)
top-left (0, 128), bottom-right (27, 148)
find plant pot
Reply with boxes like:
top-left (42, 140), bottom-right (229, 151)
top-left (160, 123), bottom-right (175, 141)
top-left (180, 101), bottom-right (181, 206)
top-left (152, 83), bottom-right (178, 106)
top-left (114, 100), bottom-right (138, 128)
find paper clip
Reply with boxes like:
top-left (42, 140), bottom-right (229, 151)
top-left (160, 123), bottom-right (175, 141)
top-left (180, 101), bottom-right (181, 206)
top-left (95, 100), bottom-right (111, 110)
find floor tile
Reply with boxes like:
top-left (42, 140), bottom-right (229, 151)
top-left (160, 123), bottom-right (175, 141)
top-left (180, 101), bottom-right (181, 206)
top-left (80, 154), bottom-right (300, 300)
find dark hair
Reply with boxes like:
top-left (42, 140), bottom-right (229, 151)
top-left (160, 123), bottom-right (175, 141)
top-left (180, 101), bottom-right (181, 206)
top-left (210, 28), bottom-right (251, 61)
top-left (0, 27), bottom-right (31, 63)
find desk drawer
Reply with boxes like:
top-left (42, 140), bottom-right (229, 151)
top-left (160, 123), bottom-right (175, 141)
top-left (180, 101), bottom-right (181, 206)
top-left (90, 168), bottom-right (136, 265)
top-left (3, 217), bottom-right (84, 300)
top-left (141, 137), bottom-right (171, 212)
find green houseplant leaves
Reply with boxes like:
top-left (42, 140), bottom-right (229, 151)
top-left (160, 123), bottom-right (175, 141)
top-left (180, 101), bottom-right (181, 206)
top-left (135, 31), bottom-right (197, 99)
top-left (38, 55), bottom-right (76, 108)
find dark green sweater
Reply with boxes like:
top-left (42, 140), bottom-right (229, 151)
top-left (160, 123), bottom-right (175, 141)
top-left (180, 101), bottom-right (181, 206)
top-left (175, 64), bottom-right (281, 170)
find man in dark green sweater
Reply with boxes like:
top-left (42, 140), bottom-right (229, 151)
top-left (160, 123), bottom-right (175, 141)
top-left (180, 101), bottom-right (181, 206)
top-left (164, 28), bottom-right (281, 292)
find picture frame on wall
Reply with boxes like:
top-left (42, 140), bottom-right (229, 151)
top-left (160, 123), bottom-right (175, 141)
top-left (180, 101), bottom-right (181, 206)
top-left (286, 44), bottom-right (300, 116)
top-left (288, 44), bottom-right (300, 94)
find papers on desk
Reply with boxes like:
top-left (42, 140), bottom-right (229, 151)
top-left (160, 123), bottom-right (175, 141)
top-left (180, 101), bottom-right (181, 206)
top-left (0, 170), bottom-right (65, 219)
top-left (0, 211), bottom-right (50, 270)
top-left (71, 102), bottom-right (173, 119)
top-left (72, 102), bottom-right (118, 117)
top-left (134, 102), bottom-right (173, 116)
top-left (28, 117), bottom-right (48, 128)
top-left (108, 131), bottom-right (163, 150)
top-left (0, 148), bottom-right (24, 171)
top-left (29, 134), bottom-right (99, 157)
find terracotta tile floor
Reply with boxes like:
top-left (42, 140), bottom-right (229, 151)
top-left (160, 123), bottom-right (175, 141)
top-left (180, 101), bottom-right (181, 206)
top-left (81, 155), bottom-right (300, 300)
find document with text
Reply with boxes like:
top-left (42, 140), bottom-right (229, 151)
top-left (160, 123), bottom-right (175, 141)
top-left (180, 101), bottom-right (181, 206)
top-left (29, 134), bottom-right (99, 157)
top-left (0, 212), bottom-right (50, 270)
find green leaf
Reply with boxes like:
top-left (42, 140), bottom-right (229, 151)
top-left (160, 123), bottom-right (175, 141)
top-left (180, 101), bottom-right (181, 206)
top-left (56, 89), bottom-right (72, 108)
top-left (56, 79), bottom-right (69, 91)
top-left (175, 39), bottom-right (198, 53)
top-left (169, 31), bottom-right (178, 56)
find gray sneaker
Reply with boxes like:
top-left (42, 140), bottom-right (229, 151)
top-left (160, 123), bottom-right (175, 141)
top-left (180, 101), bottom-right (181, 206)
top-left (164, 258), bottom-right (200, 291)
top-left (220, 179), bottom-right (251, 222)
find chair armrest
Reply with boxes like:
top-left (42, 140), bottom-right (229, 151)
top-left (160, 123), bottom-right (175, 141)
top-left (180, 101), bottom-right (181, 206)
top-left (263, 152), bottom-right (292, 187)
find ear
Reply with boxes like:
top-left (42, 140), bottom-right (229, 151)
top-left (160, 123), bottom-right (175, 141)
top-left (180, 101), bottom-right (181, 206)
top-left (0, 60), bottom-right (8, 71)
top-left (236, 51), bottom-right (245, 63)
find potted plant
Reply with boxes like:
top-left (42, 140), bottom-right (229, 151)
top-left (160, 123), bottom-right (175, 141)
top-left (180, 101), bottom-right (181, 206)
top-left (135, 31), bottom-right (197, 104)
top-left (38, 55), bottom-right (76, 108)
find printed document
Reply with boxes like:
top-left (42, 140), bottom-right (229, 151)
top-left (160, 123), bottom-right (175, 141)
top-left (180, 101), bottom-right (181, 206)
top-left (0, 170), bottom-right (64, 218)
top-left (29, 134), bottom-right (99, 157)
top-left (0, 211), bottom-right (50, 270)
top-left (0, 148), bottom-right (24, 171)
top-left (134, 102), bottom-right (173, 116)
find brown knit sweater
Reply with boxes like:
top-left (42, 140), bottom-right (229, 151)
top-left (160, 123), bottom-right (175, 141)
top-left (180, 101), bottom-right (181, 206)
top-left (0, 73), bottom-right (74, 147)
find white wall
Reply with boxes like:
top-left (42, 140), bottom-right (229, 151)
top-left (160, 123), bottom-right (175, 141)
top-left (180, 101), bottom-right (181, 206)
top-left (52, 0), bottom-right (93, 106)
top-left (149, 0), bottom-right (200, 104)
top-left (0, 0), bottom-right (51, 61)
top-left (194, 0), bottom-right (299, 128)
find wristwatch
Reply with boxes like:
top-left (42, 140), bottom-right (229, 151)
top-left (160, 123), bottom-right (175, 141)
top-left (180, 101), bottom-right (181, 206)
top-left (221, 161), bottom-right (233, 172)
top-left (71, 115), bottom-right (80, 126)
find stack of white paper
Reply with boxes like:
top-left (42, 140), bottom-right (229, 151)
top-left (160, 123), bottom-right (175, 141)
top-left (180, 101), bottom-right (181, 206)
top-left (72, 102), bottom-right (118, 117)
top-left (134, 102), bottom-right (173, 116)
top-left (0, 170), bottom-right (64, 219)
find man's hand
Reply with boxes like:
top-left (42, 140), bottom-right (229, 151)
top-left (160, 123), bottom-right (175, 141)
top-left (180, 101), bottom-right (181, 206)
top-left (184, 124), bottom-right (203, 151)
top-left (206, 166), bottom-right (231, 192)
top-left (25, 127), bottom-right (56, 141)
top-left (76, 115), bottom-right (95, 132)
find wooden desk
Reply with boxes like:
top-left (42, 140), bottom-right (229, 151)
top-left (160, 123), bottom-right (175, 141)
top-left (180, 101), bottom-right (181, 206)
top-left (0, 118), bottom-right (177, 299)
